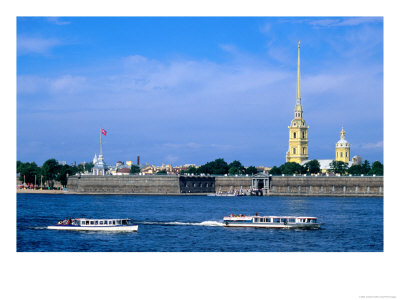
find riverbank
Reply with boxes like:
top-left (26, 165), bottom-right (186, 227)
top-left (17, 189), bottom-right (66, 194)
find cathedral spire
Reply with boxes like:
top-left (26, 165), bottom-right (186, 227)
top-left (297, 41), bottom-right (301, 103)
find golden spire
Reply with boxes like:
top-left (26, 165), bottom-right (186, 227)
top-left (340, 126), bottom-right (346, 139)
top-left (297, 40), bottom-right (301, 101)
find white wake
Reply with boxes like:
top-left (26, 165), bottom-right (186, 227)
top-left (140, 220), bottom-right (224, 227)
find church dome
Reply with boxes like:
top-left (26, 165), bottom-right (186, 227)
top-left (336, 127), bottom-right (350, 148)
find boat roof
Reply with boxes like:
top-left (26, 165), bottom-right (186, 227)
top-left (73, 218), bottom-right (130, 221)
top-left (226, 215), bottom-right (317, 219)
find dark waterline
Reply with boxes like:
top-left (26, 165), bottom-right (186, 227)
top-left (17, 194), bottom-right (383, 252)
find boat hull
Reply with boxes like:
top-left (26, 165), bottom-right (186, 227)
top-left (47, 225), bottom-right (138, 232)
top-left (223, 223), bottom-right (322, 229)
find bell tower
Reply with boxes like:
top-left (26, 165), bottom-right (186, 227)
top-left (286, 41), bottom-right (309, 163)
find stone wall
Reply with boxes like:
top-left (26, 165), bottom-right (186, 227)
top-left (215, 176), bottom-right (252, 193)
top-left (67, 174), bottom-right (383, 197)
top-left (67, 175), bottom-right (180, 194)
top-left (269, 175), bottom-right (383, 197)
top-left (67, 175), bottom-right (214, 194)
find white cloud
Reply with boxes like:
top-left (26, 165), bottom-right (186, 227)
top-left (47, 17), bottom-right (70, 25)
top-left (359, 141), bottom-right (383, 149)
top-left (17, 36), bottom-right (61, 55)
top-left (18, 75), bottom-right (87, 94)
top-left (305, 17), bottom-right (382, 28)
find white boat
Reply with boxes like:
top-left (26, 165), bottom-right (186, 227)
top-left (223, 214), bottom-right (322, 229)
top-left (47, 218), bottom-right (138, 232)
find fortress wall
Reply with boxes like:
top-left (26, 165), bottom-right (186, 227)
top-left (215, 177), bottom-right (252, 193)
top-left (67, 175), bottom-right (181, 194)
top-left (269, 176), bottom-right (383, 197)
top-left (67, 175), bottom-right (215, 194)
top-left (67, 174), bottom-right (383, 197)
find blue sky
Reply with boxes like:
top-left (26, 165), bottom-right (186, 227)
top-left (17, 17), bottom-right (383, 167)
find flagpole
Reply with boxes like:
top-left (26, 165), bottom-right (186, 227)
top-left (100, 128), bottom-right (102, 156)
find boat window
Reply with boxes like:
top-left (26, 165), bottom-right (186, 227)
top-left (117, 220), bottom-right (122, 225)
top-left (281, 218), bottom-right (287, 223)
top-left (289, 218), bottom-right (296, 223)
top-left (99, 221), bottom-right (103, 225)
top-left (112, 220), bottom-right (115, 225)
top-left (266, 218), bottom-right (271, 222)
top-left (122, 220), bottom-right (128, 225)
top-left (254, 218), bottom-right (259, 222)
top-left (90, 221), bottom-right (94, 225)
top-left (273, 218), bottom-right (280, 223)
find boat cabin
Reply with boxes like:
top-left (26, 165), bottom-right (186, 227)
top-left (74, 218), bottom-right (131, 226)
top-left (253, 217), bottom-right (317, 224)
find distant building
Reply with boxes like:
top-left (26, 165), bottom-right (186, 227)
top-left (115, 168), bottom-right (130, 175)
top-left (352, 155), bottom-right (363, 165)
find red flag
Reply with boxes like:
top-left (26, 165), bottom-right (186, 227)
top-left (101, 129), bottom-right (107, 136)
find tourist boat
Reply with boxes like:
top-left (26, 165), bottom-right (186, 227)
top-left (223, 214), bottom-right (322, 229)
top-left (47, 218), bottom-right (138, 232)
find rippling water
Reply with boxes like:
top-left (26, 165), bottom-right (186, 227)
top-left (17, 193), bottom-right (383, 252)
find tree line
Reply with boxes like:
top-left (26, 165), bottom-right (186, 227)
top-left (269, 159), bottom-right (383, 176)
top-left (180, 158), bottom-right (258, 175)
top-left (17, 159), bottom-right (94, 188)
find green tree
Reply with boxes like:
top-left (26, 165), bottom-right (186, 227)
top-left (361, 160), bottom-right (371, 174)
top-left (84, 162), bottom-right (94, 173)
top-left (329, 160), bottom-right (348, 175)
top-left (245, 166), bottom-right (258, 175)
top-left (347, 164), bottom-right (364, 175)
top-left (42, 159), bottom-right (60, 188)
top-left (269, 166), bottom-right (281, 175)
top-left (279, 162), bottom-right (304, 175)
top-left (303, 160), bottom-right (321, 174)
top-left (57, 165), bottom-right (76, 187)
top-left (228, 160), bottom-right (245, 175)
top-left (186, 166), bottom-right (197, 174)
top-left (130, 165), bottom-right (141, 174)
top-left (197, 158), bottom-right (229, 175)
top-left (156, 170), bottom-right (167, 175)
top-left (369, 161), bottom-right (383, 175)
top-left (17, 161), bottom-right (41, 185)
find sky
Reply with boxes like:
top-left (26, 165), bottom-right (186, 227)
top-left (16, 17), bottom-right (383, 167)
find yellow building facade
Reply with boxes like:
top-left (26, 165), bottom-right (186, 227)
top-left (336, 127), bottom-right (350, 163)
top-left (286, 41), bottom-right (309, 164)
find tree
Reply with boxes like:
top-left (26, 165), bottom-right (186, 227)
top-left (197, 158), bottom-right (229, 175)
top-left (41, 159), bottom-right (60, 188)
top-left (186, 166), bottom-right (197, 174)
top-left (84, 162), bottom-right (94, 173)
top-left (130, 165), bottom-right (140, 174)
top-left (329, 160), bottom-right (348, 175)
top-left (228, 160), bottom-right (245, 175)
top-left (245, 166), bottom-right (258, 175)
top-left (361, 160), bottom-right (371, 174)
top-left (17, 161), bottom-right (41, 185)
top-left (347, 164), bottom-right (364, 175)
top-left (156, 170), bottom-right (167, 175)
top-left (303, 160), bottom-right (321, 174)
top-left (57, 165), bottom-right (76, 187)
top-left (369, 161), bottom-right (383, 175)
top-left (269, 166), bottom-right (281, 175)
top-left (279, 162), bottom-right (304, 175)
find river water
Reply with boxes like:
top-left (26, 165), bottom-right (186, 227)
top-left (17, 193), bottom-right (383, 252)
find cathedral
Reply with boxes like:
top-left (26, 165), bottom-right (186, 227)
top-left (286, 42), bottom-right (360, 172)
top-left (286, 41), bottom-right (309, 164)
